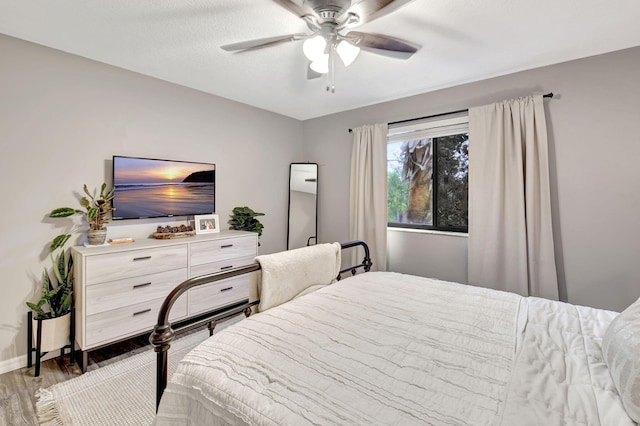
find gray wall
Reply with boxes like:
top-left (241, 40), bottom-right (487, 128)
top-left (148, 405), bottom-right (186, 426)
top-left (2, 32), bottom-right (639, 371)
top-left (304, 46), bottom-right (640, 314)
top-left (0, 34), bottom-right (302, 368)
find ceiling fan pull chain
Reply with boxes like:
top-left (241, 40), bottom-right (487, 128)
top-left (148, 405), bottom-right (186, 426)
top-left (326, 45), bottom-right (336, 93)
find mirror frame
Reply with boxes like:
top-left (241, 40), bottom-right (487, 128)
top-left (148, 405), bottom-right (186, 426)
top-left (286, 162), bottom-right (318, 250)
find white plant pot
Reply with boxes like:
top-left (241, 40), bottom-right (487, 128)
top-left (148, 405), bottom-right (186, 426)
top-left (87, 228), bottom-right (107, 245)
top-left (32, 312), bottom-right (71, 353)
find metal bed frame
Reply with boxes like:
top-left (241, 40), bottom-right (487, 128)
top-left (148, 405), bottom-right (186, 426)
top-left (150, 240), bottom-right (372, 409)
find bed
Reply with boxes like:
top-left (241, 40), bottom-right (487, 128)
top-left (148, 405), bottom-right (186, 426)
top-left (150, 241), bottom-right (639, 425)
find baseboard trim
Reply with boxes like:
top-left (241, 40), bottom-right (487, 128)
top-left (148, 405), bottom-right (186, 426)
top-left (0, 355), bottom-right (27, 375)
top-left (0, 351), bottom-right (60, 375)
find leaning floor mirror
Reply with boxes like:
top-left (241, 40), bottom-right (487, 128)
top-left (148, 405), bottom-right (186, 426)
top-left (287, 163), bottom-right (318, 250)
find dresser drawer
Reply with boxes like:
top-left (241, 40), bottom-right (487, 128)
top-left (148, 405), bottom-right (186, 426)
top-left (85, 295), bottom-right (187, 347)
top-left (190, 256), bottom-right (255, 278)
top-left (190, 235), bottom-right (256, 267)
top-left (85, 245), bottom-right (187, 284)
top-left (189, 275), bottom-right (250, 316)
top-left (85, 268), bottom-right (188, 315)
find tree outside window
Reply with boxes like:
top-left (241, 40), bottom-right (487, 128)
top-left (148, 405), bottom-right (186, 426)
top-left (387, 119), bottom-right (468, 233)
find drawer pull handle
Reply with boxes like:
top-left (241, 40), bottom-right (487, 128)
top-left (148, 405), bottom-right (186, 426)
top-left (220, 287), bottom-right (233, 292)
top-left (133, 282), bottom-right (152, 289)
top-left (220, 265), bottom-right (233, 270)
top-left (221, 244), bottom-right (233, 248)
top-left (133, 256), bottom-right (152, 261)
top-left (133, 309), bottom-right (151, 316)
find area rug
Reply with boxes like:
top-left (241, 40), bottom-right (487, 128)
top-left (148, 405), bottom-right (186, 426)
top-left (36, 316), bottom-right (243, 425)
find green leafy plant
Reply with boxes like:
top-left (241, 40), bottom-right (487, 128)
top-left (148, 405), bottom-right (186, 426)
top-left (50, 183), bottom-right (115, 231)
top-left (229, 206), bottom-right (265, 245)
top-left (26, 183), bottom-right (113, 319)
top-left (26, 235), bottom-right (73, 319)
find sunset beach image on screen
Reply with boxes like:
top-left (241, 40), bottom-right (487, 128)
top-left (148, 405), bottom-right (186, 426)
top-left (112, 156), bottom-right (215, 219)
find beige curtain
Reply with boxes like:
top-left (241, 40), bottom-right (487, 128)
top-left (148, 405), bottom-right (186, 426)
top-left (468, 95), bottom-right (558, 299)
top-left (350, 123), bottom-right (388, 271)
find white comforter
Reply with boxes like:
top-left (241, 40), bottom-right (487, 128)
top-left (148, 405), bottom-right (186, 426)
top-left (154, 272), bottom-right (633, 425)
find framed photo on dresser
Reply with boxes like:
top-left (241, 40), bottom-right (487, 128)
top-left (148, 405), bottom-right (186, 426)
top-left (195, 214), bottom-right (220, 234)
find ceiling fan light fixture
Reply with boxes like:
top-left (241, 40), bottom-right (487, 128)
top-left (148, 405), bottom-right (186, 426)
top-left (221, 0), bottom-right (420, 92)
top-left (336, 40), bottom-right (360, 67)
top-left (310, 54), bottom-right (329, 74)
top-left (302, 35), bottom-right (327, 61)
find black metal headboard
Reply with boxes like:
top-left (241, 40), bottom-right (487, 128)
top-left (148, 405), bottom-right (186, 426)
top-left (150, 240), bottom-right (372, 409)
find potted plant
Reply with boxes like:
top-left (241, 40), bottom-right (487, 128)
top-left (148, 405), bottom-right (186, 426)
top-left (229, 206), bottom-right (265, 246)
top-left (50, 183), bottom-right (115, 245)
top-left (26, 230), bottom-right (74, 360)
top-left (26, 184), bottom-right (112, 371)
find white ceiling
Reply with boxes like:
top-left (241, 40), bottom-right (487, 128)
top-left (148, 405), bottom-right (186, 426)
top-left (1, 1), bottom-right (639, 121)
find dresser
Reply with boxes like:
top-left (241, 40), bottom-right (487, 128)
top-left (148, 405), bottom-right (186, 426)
top-left (71, 230), bottom-right (257, 371)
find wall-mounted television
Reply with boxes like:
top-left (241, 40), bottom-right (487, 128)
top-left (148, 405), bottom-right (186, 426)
top-left (112, 155), bottom-right (215, 220)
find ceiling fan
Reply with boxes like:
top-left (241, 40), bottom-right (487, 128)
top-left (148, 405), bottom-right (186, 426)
top-left (221, 0), bottom-right (420, 92)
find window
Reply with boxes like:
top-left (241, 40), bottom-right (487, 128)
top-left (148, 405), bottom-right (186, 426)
top-left (387, 113), bottom-right (469, 232)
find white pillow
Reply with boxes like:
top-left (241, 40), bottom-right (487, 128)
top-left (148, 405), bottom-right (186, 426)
top-left (602, 297), bottom-right (640, 422)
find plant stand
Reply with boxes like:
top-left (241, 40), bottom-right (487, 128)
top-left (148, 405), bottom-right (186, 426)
top-left (27, 308), bottom-right (76, 377)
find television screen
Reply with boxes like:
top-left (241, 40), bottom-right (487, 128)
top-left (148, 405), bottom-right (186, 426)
top-left (112, 156), bottom-right (215, 220)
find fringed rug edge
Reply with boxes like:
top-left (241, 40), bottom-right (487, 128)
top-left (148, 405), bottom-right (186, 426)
top-left (36, 387), bottom-right (64, 426)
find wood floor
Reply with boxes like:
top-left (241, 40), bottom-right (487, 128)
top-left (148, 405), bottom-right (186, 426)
top-left (0, 333), bottom-right (161, 426)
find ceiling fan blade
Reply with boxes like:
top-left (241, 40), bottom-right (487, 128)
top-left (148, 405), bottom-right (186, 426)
top-left (347, 31), bottom-right (419, 59)
top-left (271, 0), bottom-right (315, 18)
top-left (349, 0), bottom-right (415, 25)
top-left (221, 34), bottom-right (306, 52)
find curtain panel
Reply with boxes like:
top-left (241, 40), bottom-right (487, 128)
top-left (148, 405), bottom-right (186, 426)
top-left (350, 123), bottom-right (388, 271)
top-left (468, 95), bottom-right (559, 299)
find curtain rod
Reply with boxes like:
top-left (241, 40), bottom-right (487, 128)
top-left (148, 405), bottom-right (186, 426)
top-left (348, 92), bottom-right (554, 133)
